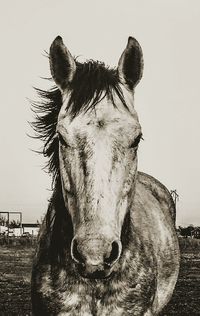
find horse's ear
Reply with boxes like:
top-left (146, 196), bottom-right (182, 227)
top-left (49, 36), bottom-right (76, 91)
top-left (118, 37), bottom-right (143, 90)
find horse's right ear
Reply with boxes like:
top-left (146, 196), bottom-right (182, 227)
top-left (49, 36), bottom-right (76, 91)
top-left (118, 37), bottom-right (143, 90)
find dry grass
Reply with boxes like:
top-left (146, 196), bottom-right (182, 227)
top-left (179, 236), bottom-right (200, 251)
top-left (0, 246), bottom-right (33, 316)
top-left (161, 250), bottom-right (200, 316)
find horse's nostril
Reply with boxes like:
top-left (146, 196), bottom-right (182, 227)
top-left (104, 240), bottom-right (121, 266)
top-left (71, 239), bottom-right (85, 265)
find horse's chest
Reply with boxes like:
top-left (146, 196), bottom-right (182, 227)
top-left (38, 261), bottom-right (155, 316)
top-left (40, 277), bottom-right (130, 315)
top-left (57, 290), bottom-right (126, 316)
top-left (58, 292), bottom-right (92, 315)
top-left (47, 279), bottom-right (149, 316)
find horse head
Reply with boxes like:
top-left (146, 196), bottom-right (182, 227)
top-left (49, 36), bottom-right (143, 279)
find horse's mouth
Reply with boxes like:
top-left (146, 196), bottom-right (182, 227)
top-left (77, 265), bottom-right (114, 280)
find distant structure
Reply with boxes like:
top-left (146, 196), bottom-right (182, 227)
top-left (170, 189), bottom-right (179, 210)
top-left (0, 211), bottom-right (39, 236)
top-left (170, 190), bottom-right (179, 224)
top-left (0, 211), bottom-right (22, 235)
top-left (22, 223), bottom-right (39, 236)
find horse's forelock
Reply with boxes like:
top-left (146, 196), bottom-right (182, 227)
top-left (66, 60), bottom-right (128, 117)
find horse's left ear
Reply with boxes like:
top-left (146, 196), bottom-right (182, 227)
top-left (118, 37), bottom-right (143, 90)
top-left (49, 36), bottom-right (76, 91)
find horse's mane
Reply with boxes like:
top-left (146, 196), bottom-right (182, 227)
top-left (31, 60), bottom-right (127, 187)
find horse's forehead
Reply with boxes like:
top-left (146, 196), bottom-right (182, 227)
top-left (58, 107), bottom-right (140, 138)
top-left (58, 92), bottom-right (140, 136)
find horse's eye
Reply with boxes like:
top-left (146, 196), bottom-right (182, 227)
top-left (58, 133), bottom-right (69, 147)
top-left (130, 134), bottom-right (142, 148)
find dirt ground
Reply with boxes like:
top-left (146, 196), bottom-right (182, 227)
top-left (0, 247), bottom-right (33, 316)
top-left (160, 251), bottom-right (200, 316)
top-left (0, 246), bottom-right (199, 316)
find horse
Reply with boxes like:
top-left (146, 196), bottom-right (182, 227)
top-left (31, 36), bottom-right (180, 316)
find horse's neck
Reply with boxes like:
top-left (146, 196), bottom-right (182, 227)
top-left (40, 183), bottom-right (73, 264)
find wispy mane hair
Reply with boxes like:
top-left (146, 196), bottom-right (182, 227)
top-left (31, 60), bottom-right (128, 187)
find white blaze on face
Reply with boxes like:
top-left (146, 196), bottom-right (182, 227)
top-left (57, 88), bottom-right (141, 238)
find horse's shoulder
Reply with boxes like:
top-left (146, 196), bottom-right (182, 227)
top-left (136, 171), bottom-right (176, 223)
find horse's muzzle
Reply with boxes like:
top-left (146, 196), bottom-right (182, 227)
top-left (71, 237), bottom-right (122, 279)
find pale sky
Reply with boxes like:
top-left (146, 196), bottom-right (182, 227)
top-left (0, 0), bottom-right (199, 226)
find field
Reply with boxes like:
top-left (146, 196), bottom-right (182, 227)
top-left (0, 239), bottom-right (200, 316)
top-left (0, 246), bottom-right (33, 316)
